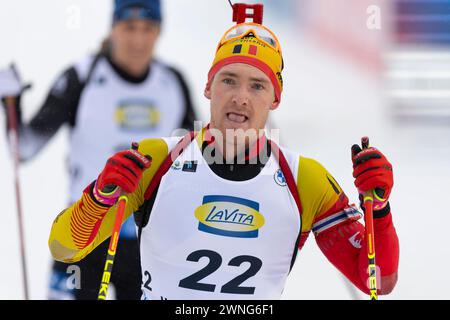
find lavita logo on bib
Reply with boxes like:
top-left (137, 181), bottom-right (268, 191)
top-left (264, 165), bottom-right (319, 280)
top-left (194, 195), bottom-right (265, 238)
top-left (115, 99), bottom-right (160, 131)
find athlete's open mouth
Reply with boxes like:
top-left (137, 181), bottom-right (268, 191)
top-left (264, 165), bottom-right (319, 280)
top-left (226, 112), bottom-right (248, 123)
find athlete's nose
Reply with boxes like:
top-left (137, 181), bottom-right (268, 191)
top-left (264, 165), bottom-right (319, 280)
top-left (232, 85), bottom-right (250, 107)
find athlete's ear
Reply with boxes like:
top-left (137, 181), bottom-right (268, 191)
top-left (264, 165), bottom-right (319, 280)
top-left (204, 80), bottom-right (212, 100)
top-left (270, 95), bottom-right (280, 110)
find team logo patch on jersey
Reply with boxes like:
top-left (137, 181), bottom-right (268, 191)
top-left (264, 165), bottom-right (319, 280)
top-left (171, 160), bottom-right (182, 170)
top-left (194, 195), bottom-right (265, 238)
top-left (274, 169), bottom-right (287, 186)
top-left (182, 161), bottom-right (197, 172)
top-left (115, 100), bottom-right (160, 131)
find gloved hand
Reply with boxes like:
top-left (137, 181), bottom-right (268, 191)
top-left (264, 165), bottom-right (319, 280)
top-left (0, 64), bottom-right (31, 131)
top-left (92, 143), bottom-right (152, 206)
top-left (351, 139), bottom-right (393, 213)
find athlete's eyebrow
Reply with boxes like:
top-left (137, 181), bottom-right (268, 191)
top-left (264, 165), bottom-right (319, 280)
top-left (249, 77), bottom-right (269, 84)
top-left (218, 72), bottom-right (269, 83)
top-left (217, 71), bottom-right (239, 78)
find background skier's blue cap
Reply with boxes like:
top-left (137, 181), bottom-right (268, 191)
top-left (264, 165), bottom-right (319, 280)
top-left (113, 0), bottom-right (162, 23)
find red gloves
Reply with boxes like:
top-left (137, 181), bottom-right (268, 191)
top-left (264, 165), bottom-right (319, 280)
top-left (351, 142), bottom-right (393, 212)
top-left (92, 143), bottom-right (152, 206)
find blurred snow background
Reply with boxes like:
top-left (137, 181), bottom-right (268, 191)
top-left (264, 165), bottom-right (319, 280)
top-left (1, 0), bottom-right (449, 299)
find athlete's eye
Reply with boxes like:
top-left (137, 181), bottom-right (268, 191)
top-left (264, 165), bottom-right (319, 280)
top-left (222, 78), bottom-right (235, 85)
top-left (252, 83), bottom-right (265, 91)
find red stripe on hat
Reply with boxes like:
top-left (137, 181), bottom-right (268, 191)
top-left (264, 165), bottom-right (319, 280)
top-left (248, 45), bottom-right (258, 55)
top-left (208, 56), bottom-right (282, 104)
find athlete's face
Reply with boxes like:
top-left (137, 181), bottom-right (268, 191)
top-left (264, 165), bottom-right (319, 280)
top-left (205, 63), bottom-right (278, 145)
top-left (111, 19), bottom-right (160, 76)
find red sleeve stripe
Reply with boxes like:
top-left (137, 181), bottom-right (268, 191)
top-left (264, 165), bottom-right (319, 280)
top-left (312, 204), bottom-right (362, 235)
top-left (70, 192), bottom-right (109, 249)
top-left (71, 210), bottom-right (96, 246)
top-left (83, 194), bottom-right (108, 217)
top-left (72, 206), bottom-right (95, 226)
top-left (71, 206), bottom-right (98, 233)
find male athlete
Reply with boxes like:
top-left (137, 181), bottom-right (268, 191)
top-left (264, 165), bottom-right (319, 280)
top-left (48, 4), bottom-right (399, 299)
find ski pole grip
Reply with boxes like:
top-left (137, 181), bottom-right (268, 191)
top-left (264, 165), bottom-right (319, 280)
top-left (361, 136), bottom-right (376, 200)
top-left (361, 136), bottom-right (369, 149)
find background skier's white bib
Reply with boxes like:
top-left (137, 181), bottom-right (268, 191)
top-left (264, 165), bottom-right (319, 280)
top-left (69, 59), bottom-right (186, 204)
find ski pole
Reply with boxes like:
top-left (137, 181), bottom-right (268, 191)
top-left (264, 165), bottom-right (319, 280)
top-left (97, 195), bottom-right (128, 300)
top-left (5, 96), bottom-right (29, 300)
top-left (361, 136), bottom-right (378, 300)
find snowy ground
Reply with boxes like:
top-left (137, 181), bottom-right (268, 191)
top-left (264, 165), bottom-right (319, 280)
top-left (1, 0), bottom-right (449, 299)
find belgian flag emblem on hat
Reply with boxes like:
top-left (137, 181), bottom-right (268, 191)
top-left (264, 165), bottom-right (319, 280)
top-left (232, 44), bottom-right (258, 56)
